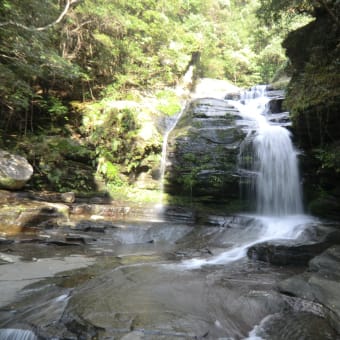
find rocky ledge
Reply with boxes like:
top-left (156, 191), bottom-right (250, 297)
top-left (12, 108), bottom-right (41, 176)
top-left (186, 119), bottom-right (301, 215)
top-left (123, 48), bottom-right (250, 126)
top-left (279, 246), bottom-right (340, 334)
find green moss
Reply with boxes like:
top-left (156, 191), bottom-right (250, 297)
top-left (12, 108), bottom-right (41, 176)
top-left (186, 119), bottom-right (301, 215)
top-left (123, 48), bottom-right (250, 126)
top-left (313, 146), bottom-right (340, 174)
top-left (165, 194), bottom-right (247, 215)
top-left (286, 64), bottom-right (340, 115)
top-left (106, 184), bottom-right (162, 204)
top-left (156, 89), bottom-right (181, 116)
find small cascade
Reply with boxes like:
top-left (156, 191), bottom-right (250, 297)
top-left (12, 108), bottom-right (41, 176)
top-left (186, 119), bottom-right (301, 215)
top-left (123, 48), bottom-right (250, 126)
top-left (0, 329), bottom-right (37, 340)
top-left (158, 64), bottom-right (195, 204)
top-left (240, 84), bottom-right (267, 103)
top-left (159, 104), bottom-right (186, 199)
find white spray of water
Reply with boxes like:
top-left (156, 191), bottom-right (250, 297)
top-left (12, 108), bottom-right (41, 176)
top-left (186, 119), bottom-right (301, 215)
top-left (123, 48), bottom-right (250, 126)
top-left (180, 214), bottom-right (313, 269)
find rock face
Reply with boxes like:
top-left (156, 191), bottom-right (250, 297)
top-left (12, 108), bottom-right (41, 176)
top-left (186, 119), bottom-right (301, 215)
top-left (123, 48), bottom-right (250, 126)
top-left (279, 246), bottom-right (340, 333)
top-left (284, 14), bottom-right (340, 148)
top-left (164, 98), bottom-right (246, 205)
top-left (247, 225), bottom-right (340, 266)
top-left (0, 150), bottom-right (33, 190)
top-left (283, 6), bottom-right (340, 220)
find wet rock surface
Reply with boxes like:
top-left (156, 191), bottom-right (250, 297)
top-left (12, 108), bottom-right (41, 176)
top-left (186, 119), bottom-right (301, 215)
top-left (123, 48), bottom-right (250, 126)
top-left (165, 98), bottom-right (245, 203)
top-left (164, 88), bottom-right (293, 208)
top-left (279, 246), bottom-right (340, 334)
top-left (247, 240), bottom-right (331, 266)
top-left (247, 226), bottom-right (340, 266)
top-left (0, 192), bottom-right (339, 339)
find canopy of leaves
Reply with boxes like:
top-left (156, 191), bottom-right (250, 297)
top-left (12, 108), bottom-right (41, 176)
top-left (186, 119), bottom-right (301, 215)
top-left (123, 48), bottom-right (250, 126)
top-left (0, 0), bottom-right (301, 135)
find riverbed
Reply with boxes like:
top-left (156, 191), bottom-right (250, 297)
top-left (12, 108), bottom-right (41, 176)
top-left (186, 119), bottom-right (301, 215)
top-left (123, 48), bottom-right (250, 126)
top-left (0, 205), bottom-right (339, 339)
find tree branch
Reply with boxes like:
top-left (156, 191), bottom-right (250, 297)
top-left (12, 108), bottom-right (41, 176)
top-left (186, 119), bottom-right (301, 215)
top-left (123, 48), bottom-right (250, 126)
top-left (0, 0), bottom-right (80, 31)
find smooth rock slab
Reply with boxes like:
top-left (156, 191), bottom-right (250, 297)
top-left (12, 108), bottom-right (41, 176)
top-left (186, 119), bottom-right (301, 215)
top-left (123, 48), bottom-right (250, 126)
top-left (0, 150), bottom-right (33, 190)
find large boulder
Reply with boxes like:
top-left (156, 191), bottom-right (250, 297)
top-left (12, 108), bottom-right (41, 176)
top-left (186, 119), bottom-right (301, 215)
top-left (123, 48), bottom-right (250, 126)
top-left (0, 150), bottom-right (33, 190)
top-left (279, 246), bottom-right (340, 333)
top-left (247, 240), bottom-right (332, 266)
top-left (247, 225), bottom-right (340, 266)
top-left (164, 98), bottom-right (246, 205)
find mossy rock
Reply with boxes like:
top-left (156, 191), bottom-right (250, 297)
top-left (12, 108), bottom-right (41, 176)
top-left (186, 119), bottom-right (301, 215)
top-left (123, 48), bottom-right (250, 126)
top-left (308, 195), bottom-right (340, 220)
top-left (164, 98), bottom-right (245, 203)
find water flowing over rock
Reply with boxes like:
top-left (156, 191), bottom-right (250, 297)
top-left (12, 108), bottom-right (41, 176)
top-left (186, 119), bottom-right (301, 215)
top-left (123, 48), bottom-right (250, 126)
top-left (0, 328), bottom-right (37, 340)
top-left (256, 127), bottom-right (302, 214)
top-left (235, 85), bottom-right (303, 216)
top-left (0, 150), bottom-right (33, 190)
top-left (163, 84), bottom-right (300, 213)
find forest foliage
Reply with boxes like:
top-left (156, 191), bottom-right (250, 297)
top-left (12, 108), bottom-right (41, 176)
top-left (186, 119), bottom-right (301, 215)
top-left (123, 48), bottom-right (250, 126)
top-left (0, 0), bottom-right (311, 194)
top-left (0, 0), bottom-right (307, 134)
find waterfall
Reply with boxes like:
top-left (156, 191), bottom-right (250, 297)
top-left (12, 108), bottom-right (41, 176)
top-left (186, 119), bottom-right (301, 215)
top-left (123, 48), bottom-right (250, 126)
top-left (179, 85), bottom-right (311, 270)
top-left (159, 105), bottom-right (186, 200)
top-left (254, 125), bottom-right (303, 215)
top-left (158, 65), bottom-right (193, 203)
top-left (237, 85), bottom-right (303, 216)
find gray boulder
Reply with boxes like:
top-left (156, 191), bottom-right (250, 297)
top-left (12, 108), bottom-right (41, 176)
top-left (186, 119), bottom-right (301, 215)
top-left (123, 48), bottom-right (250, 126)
top-left (0, 150), bottom-right (33, 190)
top-left (279, 246), bottom-right (340, 333)
top-left (164, 98), bottom-right (246, 204)
top-left (247, 240), bottom-right (332, 266)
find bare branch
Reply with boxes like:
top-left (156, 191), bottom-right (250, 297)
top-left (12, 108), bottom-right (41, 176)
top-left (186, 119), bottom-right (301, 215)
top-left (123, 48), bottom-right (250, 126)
top-left (0, 0), bottom-right (80, 31)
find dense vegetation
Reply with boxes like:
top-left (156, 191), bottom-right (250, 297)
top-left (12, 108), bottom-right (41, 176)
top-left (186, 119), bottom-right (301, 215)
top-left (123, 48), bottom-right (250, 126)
top-left (1, 0), bottom-right (334, 205)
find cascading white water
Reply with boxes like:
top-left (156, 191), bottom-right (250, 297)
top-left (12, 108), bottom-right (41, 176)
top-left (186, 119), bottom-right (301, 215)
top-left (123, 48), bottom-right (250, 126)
top-left (159, 106), bottom-right (186, 193)
top-left (236, 85), bottom-right (303, 216)
top-left (254, 125), bottom-right (303, 215)
top-left (159, 107), bottom-right (185, 193)
top-left (0, 329), bottom-right (37, 340)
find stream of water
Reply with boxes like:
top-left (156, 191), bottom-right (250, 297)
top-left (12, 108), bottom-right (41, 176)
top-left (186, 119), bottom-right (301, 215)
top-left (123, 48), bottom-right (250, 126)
top-left (158, 103), bottom-right (187, 208)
